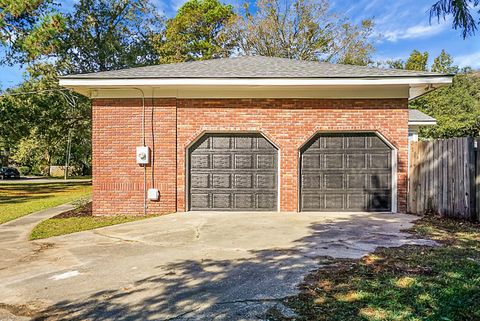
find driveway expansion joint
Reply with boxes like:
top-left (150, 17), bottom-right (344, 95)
top-left (92, 231), bottom-right (141, 243)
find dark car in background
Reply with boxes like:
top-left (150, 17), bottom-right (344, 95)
top-left (0, 167), bottom-right (20, 179)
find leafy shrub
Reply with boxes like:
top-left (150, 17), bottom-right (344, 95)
top-left (18, 166), bottom-right (31, 175)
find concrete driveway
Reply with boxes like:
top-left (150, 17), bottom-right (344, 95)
top-left (0, 210), bottom-right (436, 320)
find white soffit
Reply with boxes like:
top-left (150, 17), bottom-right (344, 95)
top-left (59, 77), bottom-right (453, 100)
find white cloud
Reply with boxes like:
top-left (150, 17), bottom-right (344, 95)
top-left (455, 51), bottom-right (480, 68)
top-left (381, 22), bottom-right (448, 42)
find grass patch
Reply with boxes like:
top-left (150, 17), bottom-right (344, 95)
top-left (285, 217), bottom-right (480, 321)
top-left (46, 175), bottom-right (92, 180)
top-left (0, 181), bottom-right (92, 224)
top-left (30, 201), bottom-right (152, 240)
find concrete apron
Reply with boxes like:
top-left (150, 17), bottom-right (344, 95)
top-left (0, 211), bottom-right (437, 320)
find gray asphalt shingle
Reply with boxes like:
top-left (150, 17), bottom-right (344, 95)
top-left (61, 56), bottom-right (446, 79)
top-left (409, 109), bottom-right (436, 123)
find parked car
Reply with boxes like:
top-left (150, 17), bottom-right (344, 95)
top-left (0, 167), bottom-right (20, 179)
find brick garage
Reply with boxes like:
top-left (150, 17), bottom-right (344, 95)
top-left (61, 56), bottom-right (451, 216)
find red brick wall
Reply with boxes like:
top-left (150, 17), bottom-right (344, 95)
top-left (92, 98), bottom-right (408, 215)
top-left (92, 98), bottom-right (177, 216)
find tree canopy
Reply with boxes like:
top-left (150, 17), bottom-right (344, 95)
top-left (155, 0), bottom-right (235, 63)
top-left (432, 49), bottom-right (459, 74)
top-left (413, 73), bottom-right (480, 138)
top-left (396, 49), bottom-right (480, 139)
top-left (430, 0), bottom-right (480, 38)
top-left (226, 0), bottom-right (375, 65)
top-left (0, 0), bottom-right (164, 173)
top-left (0, 0), bottom-right (64, 63)
top-left (386, 50), bottom-right (429, 71)
top-left (58, 0), bottom-right (163, 74)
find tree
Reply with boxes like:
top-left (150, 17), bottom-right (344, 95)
top-left (0, 87), bottom-right (33, 166)
top-left (155, 0), bottom-right (235, 63)
top-left (385, 59), bottom-right (406, 70)
top-left (385, 49), bottom-right (460, 73)
top-left (395, 50), bottom-right (478, 139)
top-left (430, 0), bottom-right (480, 38)
top-left (411, 72), bottom-right (480, 138)
top-left (334, 19), bottom-right (375, 65)
top-left (58, 0), bottom-right (163, 74)
top-left (2, 63), bottom-right (92, 174)
top-left (0, 0), bottom-right (64, 63)
top-left (431, 49), bottom-right (459, 73)
top-left (386, 50), bottom-right (429, 71)
top-left (1, 0), bottom-right (162, 173)
top-left (405, 50), bottom-right (429, 71)
top-left (226, 0), bottom-right (375, 65)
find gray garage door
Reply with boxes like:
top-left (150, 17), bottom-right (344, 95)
top-left (300, 133), bottom-right (392, 212)
top-left (189, 134), bottom-right (278, 211)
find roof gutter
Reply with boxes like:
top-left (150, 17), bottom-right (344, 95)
top-left (59, 76), bottom-right (453, 87)
top-left (408, 121), bottom-right (437, 126)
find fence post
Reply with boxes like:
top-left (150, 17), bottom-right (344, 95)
top-left (466, 138), bottom-right (475, 220)
top-left (476, 138), bottom-right (480, 221)
top-left (408, 142), bottom-right (415, 213)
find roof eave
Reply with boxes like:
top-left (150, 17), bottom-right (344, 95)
top-left (408, 121), bottom-right (437, 126)
top-left (59, 76), bottom-right (453, 87)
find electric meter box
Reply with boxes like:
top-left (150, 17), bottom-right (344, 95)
top-left (148, 188), bottom-right (160, 201)
top-left (136, 146), bottom-right (150, 165)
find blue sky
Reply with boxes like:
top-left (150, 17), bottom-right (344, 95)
top-left (1, 0), bottom-right (478, 89)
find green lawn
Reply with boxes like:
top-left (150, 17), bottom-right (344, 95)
top-left (0, 181), bottom-right (92, 224)
top-left (30, 215), bottom-right (143, 240)
top-left (30, 201), bottom-right (158, 240)
top-left (285, 217), bottom-right (480, 321)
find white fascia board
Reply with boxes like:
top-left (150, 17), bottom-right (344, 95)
top-left (59, 76), bottom-right (453, 87)
top-left (408, 121), bottom-right (437, 126)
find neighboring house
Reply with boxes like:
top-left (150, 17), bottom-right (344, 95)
top-left (407, 109), bottom-right (438, 175)
top-left (408, 109), bottom-right (437, 142)
top-left (59, 56), bottom-right (452, 215)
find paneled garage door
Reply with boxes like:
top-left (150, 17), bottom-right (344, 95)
top-left (189, 134), bottom-right (278, 211)
top-left (300, 133), bottom-right (392, 212)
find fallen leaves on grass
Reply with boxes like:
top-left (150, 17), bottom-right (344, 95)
top-left (284, 217), bottom-right (480, 321)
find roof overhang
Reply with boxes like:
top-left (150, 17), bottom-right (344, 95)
top-left (59, 76), bottom-right (453, 100)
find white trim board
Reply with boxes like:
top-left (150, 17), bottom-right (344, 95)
top-left (60, 76), bottom-right (452, 100)
top-left (60, 76), bottom-right (452, 87)
top-left (408, 121), bottom-right (437, 126)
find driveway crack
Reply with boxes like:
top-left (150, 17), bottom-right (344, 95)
top-left (215, 297), bottom-right (282, 305)
top-left (194, 221), bottom-right (206, 240)
top-left (92, 231), bottom-right (140, 243)
top-left (163, 307), bottom-right (201, 320)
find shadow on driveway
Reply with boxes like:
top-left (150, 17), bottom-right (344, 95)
top-left (28, 214), bottom-right (435, 321)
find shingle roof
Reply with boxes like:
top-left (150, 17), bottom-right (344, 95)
top-left (409, 109), bottom-right (436, 123)
top-left (61, 56), bottom-right (447, 79)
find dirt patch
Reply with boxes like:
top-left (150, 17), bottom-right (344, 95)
top-left (54, 202), bottom-right (92, 219)
top-left (0, 302), bottom-right (44, 318)
top-left (20, 243), bottom-right (56, 263)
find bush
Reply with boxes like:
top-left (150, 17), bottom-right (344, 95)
top-left (18, 166), bottom-right (31, 176)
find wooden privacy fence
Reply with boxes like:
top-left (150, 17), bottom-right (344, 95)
top-left (408, 137), bottom-right (480, 221)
